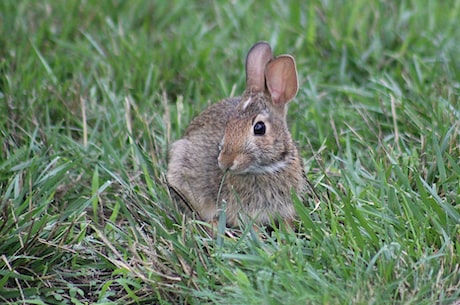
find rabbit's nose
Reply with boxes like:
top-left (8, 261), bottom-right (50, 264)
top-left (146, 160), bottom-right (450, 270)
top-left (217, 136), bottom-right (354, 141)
top-left (218, 150), bottom-right (236, 171)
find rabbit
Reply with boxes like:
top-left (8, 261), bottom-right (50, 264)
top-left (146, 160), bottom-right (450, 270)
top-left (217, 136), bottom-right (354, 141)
top-left (167, 42), bottom-right (307, 228)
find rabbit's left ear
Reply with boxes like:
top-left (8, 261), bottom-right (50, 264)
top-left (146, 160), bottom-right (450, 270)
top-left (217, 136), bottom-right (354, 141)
top-left (265, 55), bottom-right (298, 105)
top-left (245, 42), bottom-right (273, 92)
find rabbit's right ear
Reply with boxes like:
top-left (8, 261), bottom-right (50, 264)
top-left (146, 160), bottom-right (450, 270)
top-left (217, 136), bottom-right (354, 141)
top-left (245, 42), bottom-right (273, 91)
top-left (265, 55), bottom-right (298, 106)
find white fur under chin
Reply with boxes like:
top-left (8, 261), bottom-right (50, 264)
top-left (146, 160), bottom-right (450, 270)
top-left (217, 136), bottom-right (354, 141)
top-left (241, 159), bottom-right (290, 174)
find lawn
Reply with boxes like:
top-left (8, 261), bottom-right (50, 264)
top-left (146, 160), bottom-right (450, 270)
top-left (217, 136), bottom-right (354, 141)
top-left (1, 0), bottom-right (459, 304)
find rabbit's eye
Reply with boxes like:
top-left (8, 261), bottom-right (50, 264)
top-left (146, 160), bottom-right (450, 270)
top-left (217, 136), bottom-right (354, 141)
top-left (253, 121), bottom-right (266, 136)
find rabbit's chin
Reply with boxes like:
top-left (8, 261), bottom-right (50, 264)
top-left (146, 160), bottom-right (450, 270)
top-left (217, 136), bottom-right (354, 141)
top-left (229, 159), bottom-right (290, 175)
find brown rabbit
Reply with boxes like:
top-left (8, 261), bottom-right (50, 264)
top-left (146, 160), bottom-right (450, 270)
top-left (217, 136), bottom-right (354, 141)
top-left (167, 42), bottom-right (306, 227)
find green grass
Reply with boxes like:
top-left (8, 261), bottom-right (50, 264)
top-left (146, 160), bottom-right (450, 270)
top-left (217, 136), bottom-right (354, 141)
top-left (1, 0), bottom-right (459, 304)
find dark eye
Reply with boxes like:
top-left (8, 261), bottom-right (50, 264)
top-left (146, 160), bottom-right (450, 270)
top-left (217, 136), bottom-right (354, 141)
top-left (253, 121), bottom-right (266, 136)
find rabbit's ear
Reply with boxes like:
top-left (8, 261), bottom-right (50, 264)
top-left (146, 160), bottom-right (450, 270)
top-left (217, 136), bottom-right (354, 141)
top-left (245, 42), bottom-right (273, 91)
top-left (265, 55), bottom-right (298, 106)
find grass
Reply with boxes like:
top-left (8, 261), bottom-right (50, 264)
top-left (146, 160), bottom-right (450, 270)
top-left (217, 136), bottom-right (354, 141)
top-left (1, 0), bottom-right (459, 304)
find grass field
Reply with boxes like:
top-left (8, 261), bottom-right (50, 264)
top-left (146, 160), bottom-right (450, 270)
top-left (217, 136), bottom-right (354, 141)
top-left (1, 1), bottom-right (459, 304)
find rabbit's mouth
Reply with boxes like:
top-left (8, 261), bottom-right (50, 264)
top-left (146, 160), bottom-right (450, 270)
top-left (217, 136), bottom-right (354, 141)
top-left (219, 153), bottom-right (289, 175)
top-left (241, 160), bottom-right (290, 175)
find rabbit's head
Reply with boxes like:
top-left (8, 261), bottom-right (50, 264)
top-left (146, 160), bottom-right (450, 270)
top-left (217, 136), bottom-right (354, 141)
top-left (218, 42), bottom-right (299, 175)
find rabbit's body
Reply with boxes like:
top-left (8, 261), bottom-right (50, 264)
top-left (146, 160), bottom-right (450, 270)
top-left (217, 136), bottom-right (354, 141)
top-left (167, 42), bottom-right (306, 227)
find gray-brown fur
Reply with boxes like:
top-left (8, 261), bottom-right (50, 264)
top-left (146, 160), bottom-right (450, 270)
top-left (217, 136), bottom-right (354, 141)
top-left (167, 42), bottom-right (306, 227)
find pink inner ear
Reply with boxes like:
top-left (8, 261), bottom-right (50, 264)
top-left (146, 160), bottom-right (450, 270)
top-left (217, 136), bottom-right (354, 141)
top-left (266, 64), bottom-right (287, 104)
